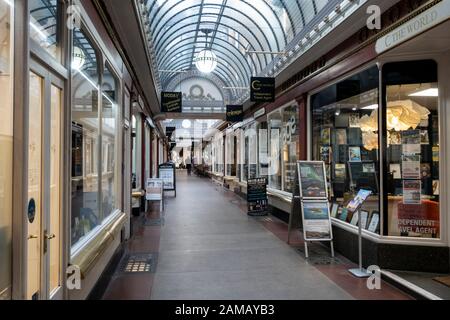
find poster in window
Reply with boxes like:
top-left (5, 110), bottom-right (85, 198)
top-left (301, 201), bottom-right (333, 241)
top-left (368, 212), bottom-right (380, 233)
top-left (388, 131), bottom-right (401, 145)
top-left (403, 180), bottom-right (421, 204)
top-left (402, 130), bottom-right (421, 145)
top-left (321, 128), bottom-right (331, 145)
top-left (298, 161), bottom-right (328, 199)
top-left (362, 163), bottom-right (376, 173)
top-left (334, 164), bottom-right (346, 181)
top-left (402, 155), bottom-right (421, 180)
top-left (420, 163), bottom-right (431, 179)
top-left (349, 114), bottom-right (360, 128)
top-left (433, 180), bottom-right (440, 195)
top-left (432, 146), bottom-right (439, 162)
top-left (320, 146), bottom-right (332, 163)
top-left (348, 147), bottom-right (362, 162)
top-left (336, 129), bottom-right (347, 145)
top-left (420, 130), bottom-right (430, 145)
top-left (390, 164), bottom-right (402, 179)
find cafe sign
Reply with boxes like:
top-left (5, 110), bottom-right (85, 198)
top-left (376, 0), bottom-right (450, 54)
top-left (226, 105), bottom-right (244, 123)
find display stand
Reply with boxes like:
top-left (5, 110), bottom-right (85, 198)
top-left (346, 189), bottom-right (373, 278)
top-left (289, 161), bottom-right (334, 259)
top-left (146, 178), bottom-right (164, 212)
top-left (158, 163), bottom-right (177, 197)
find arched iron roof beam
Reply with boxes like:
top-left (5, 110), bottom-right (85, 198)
top-left (152, 6), bottom-right (274, 65)
top-left (157, 28), bottom-right (260, 74)
top-left (154, 15), bottom-right (267, 68)
top-left (158, 39), bottom-right (252, 85)
top-left (160, 46), bottom-right (249, 90)
top-left (151, 0), bottom-right (286, 51)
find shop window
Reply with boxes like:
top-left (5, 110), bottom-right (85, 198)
top-left (245, 123), bottom-right (258, 180)
top-left (268, 103), bottom-right (299, 193)
top-left (0, 0), bottom-right (13, 300)
top-left (29, 0), bottom-right (61, 60)
top-left (383, 60), bottom-right (440, 239)
top-left (101, 64), bottom-right (120, 220)
top-left (132, 114), bottom-right (142, 190)
top-left (225, 133), bottom-right (236, 177)
top-left (258, 122), bottom-right (269, 178)
top-left (236, 129), bottom-right (241, 180)
top-left (311, 66), bottom-right (380, 234)
top-left (71, 27), bottom-right (101, 246)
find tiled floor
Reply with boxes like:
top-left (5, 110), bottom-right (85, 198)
top-left (102, 171), bottom-right (412, 300)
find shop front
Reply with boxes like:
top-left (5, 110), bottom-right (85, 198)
top-left (306, 3), bottom-right (450, 272)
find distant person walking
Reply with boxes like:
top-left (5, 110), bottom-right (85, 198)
top-left (186, 157), bottom-right (192, 176)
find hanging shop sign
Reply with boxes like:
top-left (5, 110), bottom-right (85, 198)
top-left (226, 105), bottom-right (244, 123)
top-left (158, 163), bottom-right (177, 196)
top-left (247, 178), bottom-right (268, 216)
top-left (376, 0), bottom-right (450, 54)
top-left (250, 77), bottom-right (275, 103)
top-left (161, 92), bottom-right (182, 113)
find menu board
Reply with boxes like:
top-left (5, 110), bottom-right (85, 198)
top-left (158, 163), bottom-right (176, 191)
top-left (298, 161), bottom-right (328, 199)
top-left (301, 201), bottom-right (333, 241)
top-left (247, 178), bottom-right (268, 216)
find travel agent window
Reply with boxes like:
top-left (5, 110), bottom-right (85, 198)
top-left (311, 66), bottom-right (381, 234)
top-left (29, 0), bottom-right (62, 61)
top-left (382, 60), bottom-right (440, 239)
top-left (268, 102), bottom-right (299, 194)
top-left (0, 0), bottom-right (13, 300)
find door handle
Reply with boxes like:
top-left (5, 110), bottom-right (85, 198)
top-left (28, 235), bottom-right (38, 240)
top-left (45, 233), bottom-right (56, 240)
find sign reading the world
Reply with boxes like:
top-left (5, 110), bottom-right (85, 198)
top-left (161, 92), bottom-right (182, 113)
top-left (250, 77), bottom-right (275, 103)
top-left (226, 105), bottom-right (244, 123)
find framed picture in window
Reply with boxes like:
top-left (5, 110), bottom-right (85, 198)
top-left (368, 212), bottom-right (380, 234)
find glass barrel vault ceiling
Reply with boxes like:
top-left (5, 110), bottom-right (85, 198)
top-left (137, 0), bottom-right (365, 105)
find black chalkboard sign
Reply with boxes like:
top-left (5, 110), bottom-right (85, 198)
top-left (247, 177), bottom-right (268, 216)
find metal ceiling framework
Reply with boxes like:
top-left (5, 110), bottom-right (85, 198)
top-left (137, 0), bottom-right (331, 102)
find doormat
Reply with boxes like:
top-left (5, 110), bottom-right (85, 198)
top-left (433, 276), bottom-right (450, 288)
top-left (143, 217), bottom-right (165, 226)
top-left (119, 253), bottom-right (158, 274)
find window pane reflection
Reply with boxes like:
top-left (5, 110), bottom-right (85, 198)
top-left (71, 28), bottom-right (100, 245)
